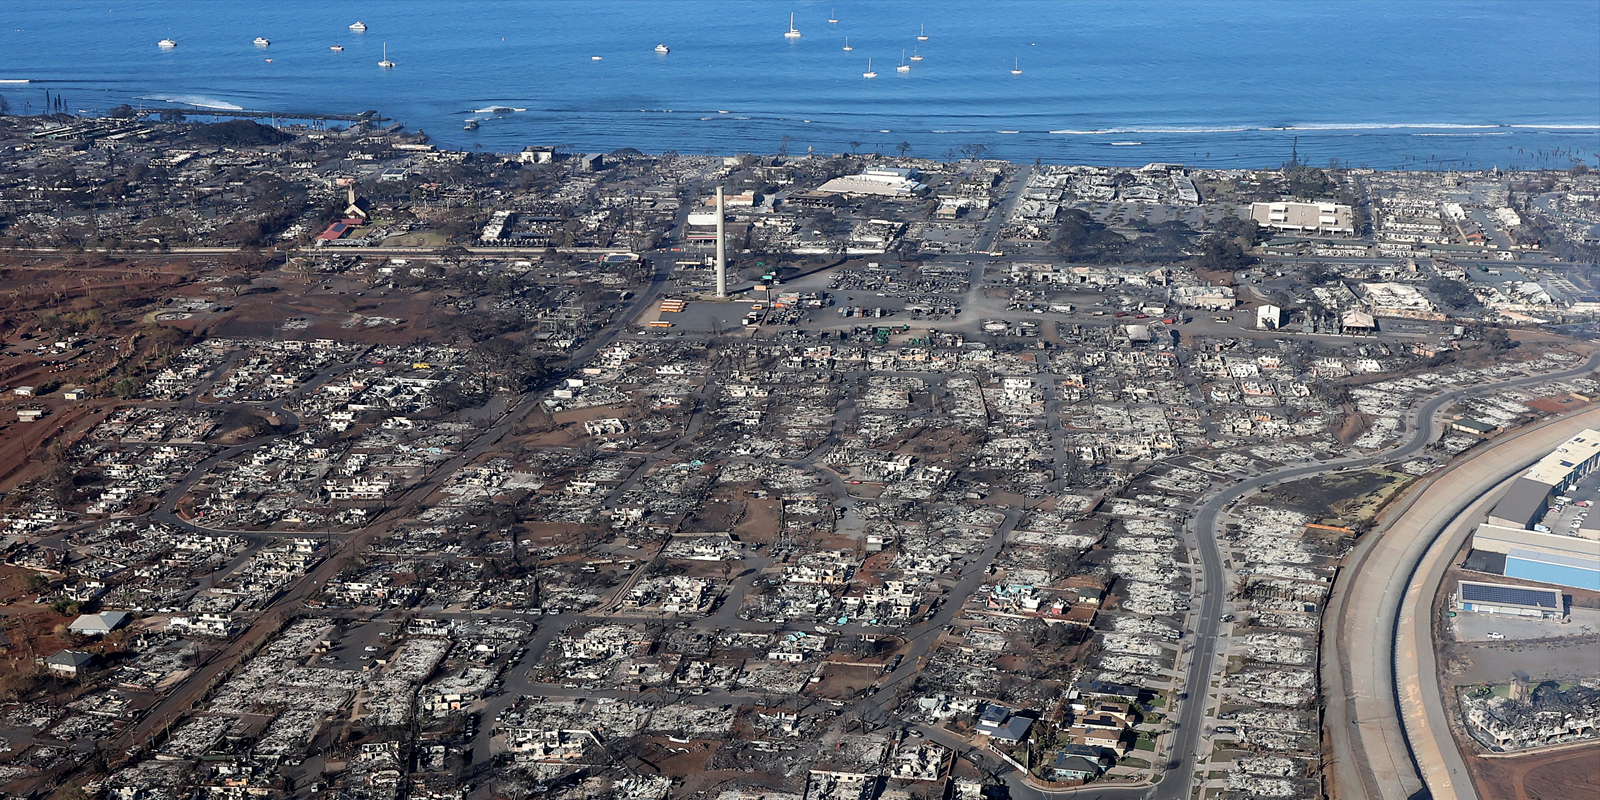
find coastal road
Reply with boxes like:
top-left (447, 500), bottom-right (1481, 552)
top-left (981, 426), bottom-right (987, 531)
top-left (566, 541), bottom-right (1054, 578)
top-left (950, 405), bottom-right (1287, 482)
top-left (1322, 351), bottom-right (1600, 800)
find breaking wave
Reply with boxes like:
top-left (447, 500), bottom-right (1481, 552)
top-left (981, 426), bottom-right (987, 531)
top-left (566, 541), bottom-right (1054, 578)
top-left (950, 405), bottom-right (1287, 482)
top-left (135, 94), bottom-right (244, 110)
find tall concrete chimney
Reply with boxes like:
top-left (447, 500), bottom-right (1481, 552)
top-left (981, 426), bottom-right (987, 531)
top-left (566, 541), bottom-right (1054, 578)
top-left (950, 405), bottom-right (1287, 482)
top-left (715, 186), bottom-right (727, 298)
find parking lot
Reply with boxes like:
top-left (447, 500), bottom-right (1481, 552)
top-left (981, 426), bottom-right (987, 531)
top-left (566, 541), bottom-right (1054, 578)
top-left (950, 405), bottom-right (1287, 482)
top-left (1449, 604), bottom-right (1600, 642)
top-left (316, 619), bottom-right (401, 670)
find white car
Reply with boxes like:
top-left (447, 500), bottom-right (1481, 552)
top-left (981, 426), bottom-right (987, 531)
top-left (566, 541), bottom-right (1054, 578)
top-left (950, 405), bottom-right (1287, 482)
top-left (1486, 631), bottom-right (1505, 640)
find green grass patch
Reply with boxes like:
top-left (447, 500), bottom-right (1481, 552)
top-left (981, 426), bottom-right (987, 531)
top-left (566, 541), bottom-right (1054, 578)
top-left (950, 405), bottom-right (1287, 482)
top-left (1206, 749), bottom-right (1248, 763)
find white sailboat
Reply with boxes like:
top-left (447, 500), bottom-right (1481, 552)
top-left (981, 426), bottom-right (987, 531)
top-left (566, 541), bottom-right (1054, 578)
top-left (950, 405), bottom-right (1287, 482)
top-left (842, 36), bottom-right (852, 51)
top-left (828, 9), bottom-right (838, 23)
top-left (909, 46), bottom-right (922, 62)
top-left (378, 43), bottom-right (396, 68)
top-left (862, 58), bottom-right (877, 79)
top-left (896, 50), bottom-right (909, 72)
top-left (1010, 57), bottom-right (1022, 75)
top-left (917, 24), bottom-right (928, 41)
top-left (784, 12), bottom-right (802, 38)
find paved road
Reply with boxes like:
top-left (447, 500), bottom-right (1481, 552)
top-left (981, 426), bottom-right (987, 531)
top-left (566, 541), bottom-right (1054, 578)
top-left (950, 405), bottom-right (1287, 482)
top-left (1322, 351), bottom-right (1600, 800)
top-left (975, 164), bottom-right (1034, 254)
top-left (1394, 407), bottom-right (1600, 800)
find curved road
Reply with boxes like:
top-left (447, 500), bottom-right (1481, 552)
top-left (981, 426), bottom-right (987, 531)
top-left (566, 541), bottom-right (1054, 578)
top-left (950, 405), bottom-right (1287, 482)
top-left (1167, 350), bottom-right (1600, 800)
top-left (1396, 411), bottom-right (1600, 800)
top-left (1320, 349), bottom-right (1600, 800)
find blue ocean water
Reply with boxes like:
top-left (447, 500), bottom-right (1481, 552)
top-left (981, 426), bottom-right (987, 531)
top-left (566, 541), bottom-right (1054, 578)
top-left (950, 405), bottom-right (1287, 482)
top-left (1, 0), bottom-right (1596, 169)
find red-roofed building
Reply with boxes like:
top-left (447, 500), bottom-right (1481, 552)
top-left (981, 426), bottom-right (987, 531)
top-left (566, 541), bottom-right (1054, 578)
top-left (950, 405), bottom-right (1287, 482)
top-left (317, 221), bottom-right (358, 241)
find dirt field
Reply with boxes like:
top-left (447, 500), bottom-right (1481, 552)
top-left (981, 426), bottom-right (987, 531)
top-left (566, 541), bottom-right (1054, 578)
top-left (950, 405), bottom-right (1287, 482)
top-left (1469, 744), bottom-right (1600, 800)
top-left (803, 663), bottom-right (884, 700)
top-left (207, 281), bottom-right (447, 342)
top-left (730, 496), bottom-right (781, 544)
top-left (1526, 395), bottom-right (1593, 415)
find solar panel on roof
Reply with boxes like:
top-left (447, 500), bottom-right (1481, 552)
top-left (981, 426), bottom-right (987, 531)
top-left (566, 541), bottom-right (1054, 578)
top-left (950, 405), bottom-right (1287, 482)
top-left (1460, 581), bottom-right (1559, 608)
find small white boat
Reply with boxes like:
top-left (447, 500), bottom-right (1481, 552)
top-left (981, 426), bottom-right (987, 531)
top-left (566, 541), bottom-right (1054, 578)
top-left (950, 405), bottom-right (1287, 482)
top-left (330, 45), bottom-right (344, 51)
top-left (264, 58), bottom-right (273, 63)
top-left (591, 55), bottom-right (603, 61)
top-left (784, 12), bottom-right (801, 38)
top-left (842, 36), bottom-right (852, 51)
top-left (378, 42), bottom-right (395, 68)
top-left (254, 36), bottom-right (270, 46)
top-left (654, 43), bottom-right (669, 53)
top-left (917, 24), bottom-right (928, 41)
top-left (157, 38), bottom-right (177, 48)
top-left (464, 120), bottom-right (479, 131)
top-left (828, 8), bottom-right (838, 23)
top-left (349, 21), bottom-right (367, 32)
top-left (863, 58), bottom-right (877, 79)
top-left (897, 50), bottom-right (910, 72)
top-left (909, 46), bottom-right (922, 62)
top-left (1010, 57), bottom-right (1022, 75)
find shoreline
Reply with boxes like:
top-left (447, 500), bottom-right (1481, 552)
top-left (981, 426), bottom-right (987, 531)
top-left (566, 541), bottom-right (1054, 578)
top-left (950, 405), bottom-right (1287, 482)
top-left (8, 110), bottom-right (1592, 174)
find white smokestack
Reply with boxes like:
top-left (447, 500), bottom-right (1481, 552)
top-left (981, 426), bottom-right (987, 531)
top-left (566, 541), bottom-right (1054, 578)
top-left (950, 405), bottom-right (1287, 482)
top-left (715, 186), bottom-right (727, 298)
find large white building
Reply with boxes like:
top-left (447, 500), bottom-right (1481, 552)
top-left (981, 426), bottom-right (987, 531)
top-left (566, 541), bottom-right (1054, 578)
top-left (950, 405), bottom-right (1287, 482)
top-left (1250, 200), bottom-right (1354, 237)
top-left (1473, 428), bottom-right (1600, 591)
top-left (816, 167), bottom-right (926, 199)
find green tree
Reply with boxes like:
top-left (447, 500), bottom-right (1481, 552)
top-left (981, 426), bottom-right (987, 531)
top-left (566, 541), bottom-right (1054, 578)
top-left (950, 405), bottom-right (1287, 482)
top-left (112, 378), bottom-right (139, 399)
